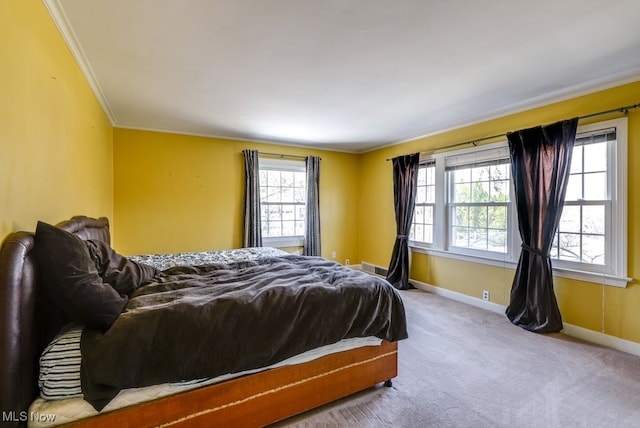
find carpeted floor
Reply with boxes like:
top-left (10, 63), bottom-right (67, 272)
top-left (273, 289), bottom-right (640, 427)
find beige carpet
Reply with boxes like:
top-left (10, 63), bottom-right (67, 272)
top-left (273, 289), bottom-right (640, 427)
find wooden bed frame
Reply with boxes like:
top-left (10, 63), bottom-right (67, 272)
top-left (0, 216), bottom-right (398, 427)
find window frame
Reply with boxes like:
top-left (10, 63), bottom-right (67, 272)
top-left (549, 118), bottom-right (628, 283)
top-left (409, 160), bottom-right (436, 247)
top-left (408, 117), bottom-right (630, 287)
top-left (446, 155), bottom-right (513, 259)
top-left (258, 157), bottom-right (307, 248)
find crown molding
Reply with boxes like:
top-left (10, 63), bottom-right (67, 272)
top-left (43, 0), bottom-right (116, 125)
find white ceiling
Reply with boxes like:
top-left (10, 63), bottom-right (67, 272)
top-left (47, 0), bottom-right (640, 153)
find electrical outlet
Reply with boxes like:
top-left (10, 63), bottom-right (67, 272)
top-left (345, 259), bottom-right (350, 265)
top-left (331, 251), bottom-right (336, 259)
top-left (482, 290), bottom-right (490, 301)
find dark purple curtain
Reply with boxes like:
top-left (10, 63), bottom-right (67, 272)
top-left (506, 118), bottom-right (578, 333)
top-left (386, 153), bottom-right (420, 290)
top-left (303, 156), bottom-right (321, 256)
top-left (242, 150), bottom-right (262, 248)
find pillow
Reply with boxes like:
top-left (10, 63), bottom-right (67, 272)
top-left (34, 221), bottom-right (128, 332)
top-left (84, 239), bottom-right (159, 296)
top-left (39, 324), bottom-right (83, 400)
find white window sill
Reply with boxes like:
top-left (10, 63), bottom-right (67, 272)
top-left (409, 245), bottom-right (632, 288)
top-left (264, 236), bottom-right (304, 248)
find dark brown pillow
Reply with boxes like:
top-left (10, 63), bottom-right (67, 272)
top-left (84, 239), bottom-right (159, 296)
top-left (34, 221), bottom-right (128, 332)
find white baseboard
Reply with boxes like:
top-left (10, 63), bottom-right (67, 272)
top-left (410, 279), bottom-right (506, 315)
top-left (561, 323), bottom-right (640, 357)
top-left (406, 277), bottom-right (640, 358)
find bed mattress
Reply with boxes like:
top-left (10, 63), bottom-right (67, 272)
top-left (28, 337), bottom-right (382, 427)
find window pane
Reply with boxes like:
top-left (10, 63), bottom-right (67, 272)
top-left (488, 206), bottom-right (506, 229)
top-left (426, 185), bottom-right (435, 203)
top-left (452, 226), bottom-right (469, 247)
top-left (267, 205), bottom-right (282, 220)
top-left (554, 203), bottom-right (607, 266)
top-left (425, 206), bottom-right (433, 224)
top-left (582, 235), bottom-right (605, 265)
top-left (294, 188), bottom-right (305, 203)
top-left (582, 205), bottom-right (605, 235)
top-left (427, 166), bottom-right (435, 184)
top-left (415, 186), bottom-right (426, 204)
top-left (424, 227), bottom-right (433, 244)
top-left (453, 206), bottom-right (469, 226)
top-left (559, 206), bottom-right (580, 233)
top-left (490, 180), bottom-right (509, 202)
top-left (282, 221), bottom-right (295, 236)
top-left (294, 172), bottom-right (305, 188)
top-left (453, 168), bottom-right (471, 184)
top-left (469, 228), bottom-right (487, 250)
top-left (269, 186), bottom-right (283, 203)
top-left (295, 221), bottom-right (304, 236)
top-left (267, 171), bottom-right (280, 186)
top-left (488, 230), bottom-right (507, 253)
top-left (414, 224), bottom-right (424, 242)
top-left (583, 142), bottom-right (607, 173)
top-left (570, 145), bottom-right (583, 174)
top-left (558, 232), bottom-right (581, 262)
top-left (281, 171), bottom-right (294, 187)
top-left (454, 183), bottom-right (471, 203)
top-left (281, 187), bottom-right (294, 201)
top-left (471, 181), bottom-right (490, 203)
top-left (417, 168), bottom-right (426, 185)
top-left (268, 222), bottom-right (281, 237)
top-left (470, 206), bottom-right (487, 228)
top-left (565, 175), bottom-right (582, 201)
top-left (296, 206), bottom-right (306, 220)
top-left (414, 206), bottom-right (424, 224)
top-left (282, 205), bottom-right (294, 220)
top-left (411, 201), bottom-right (434, 244)
top-left (584, 172), bottom-right (606, 200)
top-left (472, 166), bottom-right (490, 182)
top-left (491, 164), bottom-right (510, 181)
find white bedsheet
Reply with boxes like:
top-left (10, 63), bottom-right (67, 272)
top-left (28, 337), bottom-right (382, 427)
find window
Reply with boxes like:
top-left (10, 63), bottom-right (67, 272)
top-left (445, 146), bottom-right (512, 258)
top-left (448, 159), bottom-right (511, 254)
top-left (550, 118), bottom-right (627, 280)
top-left (410, 161), bottom-right (436, 244)
top-left (407, 117), bottom-right (628, 287)
top-left (259, 158), bottom-right (306, 246)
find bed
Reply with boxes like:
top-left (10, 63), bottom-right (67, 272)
top-left (0, 215), bottom-right (407, 427)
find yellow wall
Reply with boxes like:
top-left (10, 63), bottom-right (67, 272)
top-left (0, 0), bottom-right (113, 240)
top-left (113, 128), bottom-right (360, 263)
top-left (360, 81), bottom-right (640, 343)
top-left (6, 0), bottom-right (640, 347)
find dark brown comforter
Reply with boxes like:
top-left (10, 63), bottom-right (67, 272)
top-left (80, 255), bottom-right (407, 410)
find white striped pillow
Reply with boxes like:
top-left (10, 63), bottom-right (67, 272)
top-left (38, 324), bottom-right (83, 400)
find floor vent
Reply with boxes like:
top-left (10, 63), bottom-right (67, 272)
top-left (361, 262), bottom-right (388, 277)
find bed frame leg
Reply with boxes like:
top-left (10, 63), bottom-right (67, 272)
top-left (383, 380), bottom-right (393, 387)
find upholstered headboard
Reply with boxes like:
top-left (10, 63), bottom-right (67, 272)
top-left (0, 216), bottom-right (110, 426)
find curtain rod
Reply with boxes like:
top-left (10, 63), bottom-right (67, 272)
top-left (257, 151), bottom-right (317, 160)
top-left (386, 102), bottom-right (640, 161)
